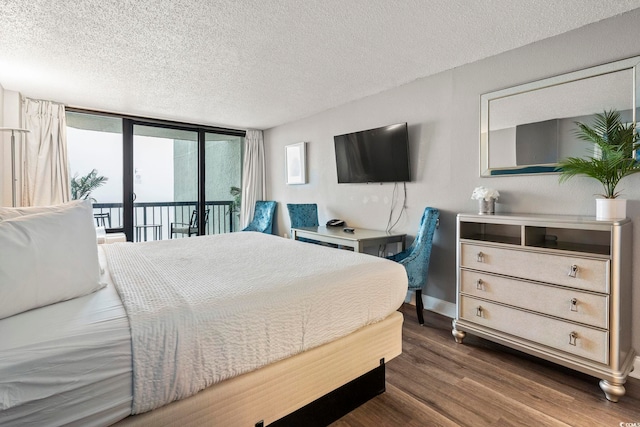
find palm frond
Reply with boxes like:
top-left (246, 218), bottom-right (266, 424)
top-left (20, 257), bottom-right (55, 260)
top-left (71, 169), bottom-right (109, 202)
top-left (559, 109), bottom-right (640, 198)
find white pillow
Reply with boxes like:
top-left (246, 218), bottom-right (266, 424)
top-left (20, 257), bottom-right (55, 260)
top-left (0, 199), bottom-right (105, 319)
top-left (0, 199), bottom-right (86, 221)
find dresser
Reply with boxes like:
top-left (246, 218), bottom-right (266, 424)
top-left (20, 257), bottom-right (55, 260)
top-left (452, 213), bottom-right (635, 401)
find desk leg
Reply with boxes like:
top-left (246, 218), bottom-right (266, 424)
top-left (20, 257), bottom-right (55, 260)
top-left (291, 230), bottom-right (298, 241)
top-left (355, 241), bottom-right (364, 252)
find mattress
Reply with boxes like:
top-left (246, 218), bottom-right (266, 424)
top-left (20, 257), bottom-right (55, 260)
top-left (102, 231), bottom-right (408, 414)
top-left (0, 248), bottom-right (133, 427)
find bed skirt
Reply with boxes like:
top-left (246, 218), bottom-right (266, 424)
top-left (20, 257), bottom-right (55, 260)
top-left (114, 311), bottom-right (403, 426)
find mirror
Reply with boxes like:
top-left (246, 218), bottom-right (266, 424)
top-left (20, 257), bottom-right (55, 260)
top-left (480, 56), bottom-right (640, 176)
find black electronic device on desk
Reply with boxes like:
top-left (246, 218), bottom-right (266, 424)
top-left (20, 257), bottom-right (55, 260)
top-left (343, 227), bottom-right (355, 233)
top-left (326, 219), bottom-right (345, 227)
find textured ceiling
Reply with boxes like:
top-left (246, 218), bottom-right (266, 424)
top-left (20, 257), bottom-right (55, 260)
top-left (1, 1), bottom-right (640, 130)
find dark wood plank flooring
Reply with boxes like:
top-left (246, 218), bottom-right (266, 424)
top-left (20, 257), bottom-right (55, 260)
top-left (331, 304), bottom-right (640, 427)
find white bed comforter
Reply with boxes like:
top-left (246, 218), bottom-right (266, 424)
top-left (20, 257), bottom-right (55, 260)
top-left (102, 232), bottom-right (407, 414)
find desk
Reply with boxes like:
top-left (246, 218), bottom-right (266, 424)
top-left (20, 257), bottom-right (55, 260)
top-left (135, 224), bottom-right (162, 242)
top-left (291, 226), bottom-right (405, 253)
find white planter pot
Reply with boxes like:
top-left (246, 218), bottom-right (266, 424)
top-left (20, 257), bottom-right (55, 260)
top-left (596, 198), bottom-right (627, 220)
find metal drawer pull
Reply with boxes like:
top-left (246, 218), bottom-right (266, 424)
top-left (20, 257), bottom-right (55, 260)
top-left (570, 298), bottom-right (578, 312)
top-left (569, 331), bottom-right (578, 346)
top-left (476, 279), bottom-right (483, 290)
top-left (568, 264), bottom-right (578, 278)
top-left (476, 252), bottom-right (484, 263)
top-left (476, 306), bottom-right (483, 317)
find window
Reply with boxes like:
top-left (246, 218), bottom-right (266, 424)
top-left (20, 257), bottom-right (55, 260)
top-left (67, 112), bottom-right (123, 228)
top-left (66, 110), bottom-right (244, 241)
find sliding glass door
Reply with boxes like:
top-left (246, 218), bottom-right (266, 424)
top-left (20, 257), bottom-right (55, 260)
top-left (66, 109), bottom-right (245, 242)
top-left (132, 124), bottom-right (198, 241)
top-left (204, 132), bottom-right (243, 234)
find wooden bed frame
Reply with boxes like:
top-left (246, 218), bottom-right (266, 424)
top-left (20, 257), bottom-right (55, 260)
top-left (115, 311), bottom-right (403, 426)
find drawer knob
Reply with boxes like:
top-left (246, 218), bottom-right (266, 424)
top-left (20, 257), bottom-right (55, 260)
top-left (476, 279), bottom-right (484, 291)
top-left (569, 331), bottom-right (578, 346)
top-left (476, 306), bottom-right (483, 317)
top-left (568, 264), bottom-right (579, 278)
top-left (476, 252), bottom-right (484, 263)
top-left (570, 298), bottom-right (578, 312)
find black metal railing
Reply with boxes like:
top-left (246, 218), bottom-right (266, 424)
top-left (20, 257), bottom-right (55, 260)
top-left (93, 201), bottom-right (236, 242)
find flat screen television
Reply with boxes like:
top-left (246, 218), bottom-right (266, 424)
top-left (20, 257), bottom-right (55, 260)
top-left (334, 122), bottom-right (410, 183)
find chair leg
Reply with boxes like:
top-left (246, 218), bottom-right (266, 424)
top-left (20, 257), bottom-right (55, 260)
top-left (415, 289), bottom-right (425, 325)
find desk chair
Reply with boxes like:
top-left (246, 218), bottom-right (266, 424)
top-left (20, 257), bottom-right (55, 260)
top-left (386, 207), bottom-right (439, 325)
top-left (286, 203), bottom-right (318, 228)
top-left (170, 209), bottom-right (210, 238)
top-left (287, 203), bottom-right (319, 243)
top-left (242, 201), bottom-right (277, 234)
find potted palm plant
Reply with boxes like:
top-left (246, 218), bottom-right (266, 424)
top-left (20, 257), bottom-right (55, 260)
top-left (71, 169), bottom-right (108, 202)
top-left (557, 109), bottom-right (640, 220)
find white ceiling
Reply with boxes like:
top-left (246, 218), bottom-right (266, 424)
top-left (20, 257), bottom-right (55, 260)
top-left (1, 1), bottom-right (640, 131)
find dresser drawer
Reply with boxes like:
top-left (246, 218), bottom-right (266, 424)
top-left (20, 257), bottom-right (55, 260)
top-left (460, 243), bottom-right (610, 293)
top-left (460, 270), bottom-right (609, 329)
top-left (459, 296), bottom-right (608, 364)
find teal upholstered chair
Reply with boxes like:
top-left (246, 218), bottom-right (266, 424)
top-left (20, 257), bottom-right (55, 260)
top-left (287, 203), bottom-right (319, 243)
top-left (286, 203), bottom-right (319, 228)
top-left (242, 201), bottom-right (277, 234)
top-left (387, 207), bottom-right (439, 325)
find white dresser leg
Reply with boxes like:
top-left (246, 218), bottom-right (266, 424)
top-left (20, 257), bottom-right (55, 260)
top-left (451, 320), bottom-right (466, 344)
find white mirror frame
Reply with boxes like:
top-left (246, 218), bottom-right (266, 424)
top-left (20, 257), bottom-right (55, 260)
top-left (480, 55), bottom-right (640, 177)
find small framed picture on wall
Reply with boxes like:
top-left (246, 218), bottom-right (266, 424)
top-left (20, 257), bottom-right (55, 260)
top-left (285, 142), bottom-right (307, 184)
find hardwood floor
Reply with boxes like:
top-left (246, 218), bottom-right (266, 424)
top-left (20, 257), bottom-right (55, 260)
top-left (331, 304), bottom-right (640, 427)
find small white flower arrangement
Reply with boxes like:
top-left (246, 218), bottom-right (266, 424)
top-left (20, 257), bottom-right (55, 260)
top-left (471, 186), bottom-right (500, 201)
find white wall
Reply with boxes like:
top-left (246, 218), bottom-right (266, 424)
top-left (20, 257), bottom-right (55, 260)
top-left (265, 10), bottom-right (640, 356)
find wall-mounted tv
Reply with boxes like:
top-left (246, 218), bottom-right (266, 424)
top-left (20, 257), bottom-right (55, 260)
top-left (334, 122), bottom-right (410, 183)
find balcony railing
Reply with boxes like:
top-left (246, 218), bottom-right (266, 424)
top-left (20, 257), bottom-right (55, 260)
top-left (93, 201), bottom-right (236, 242)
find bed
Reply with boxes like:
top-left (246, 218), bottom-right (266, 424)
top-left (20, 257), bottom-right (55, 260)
top-left (0, 200), bottom-right (407, 426)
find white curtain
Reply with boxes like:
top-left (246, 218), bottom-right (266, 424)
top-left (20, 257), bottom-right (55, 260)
top-left (21, 97), bottom-right (70, 206)
top-left (240, 129), bottom-right (266, 228)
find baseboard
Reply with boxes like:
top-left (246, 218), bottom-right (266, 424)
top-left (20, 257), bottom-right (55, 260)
top-left (423, 295), bottom-right (456, 319)
top-left (631, 356), bottom-right (640, 380)
top-left (406, 292), bottom-right (456, 319)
